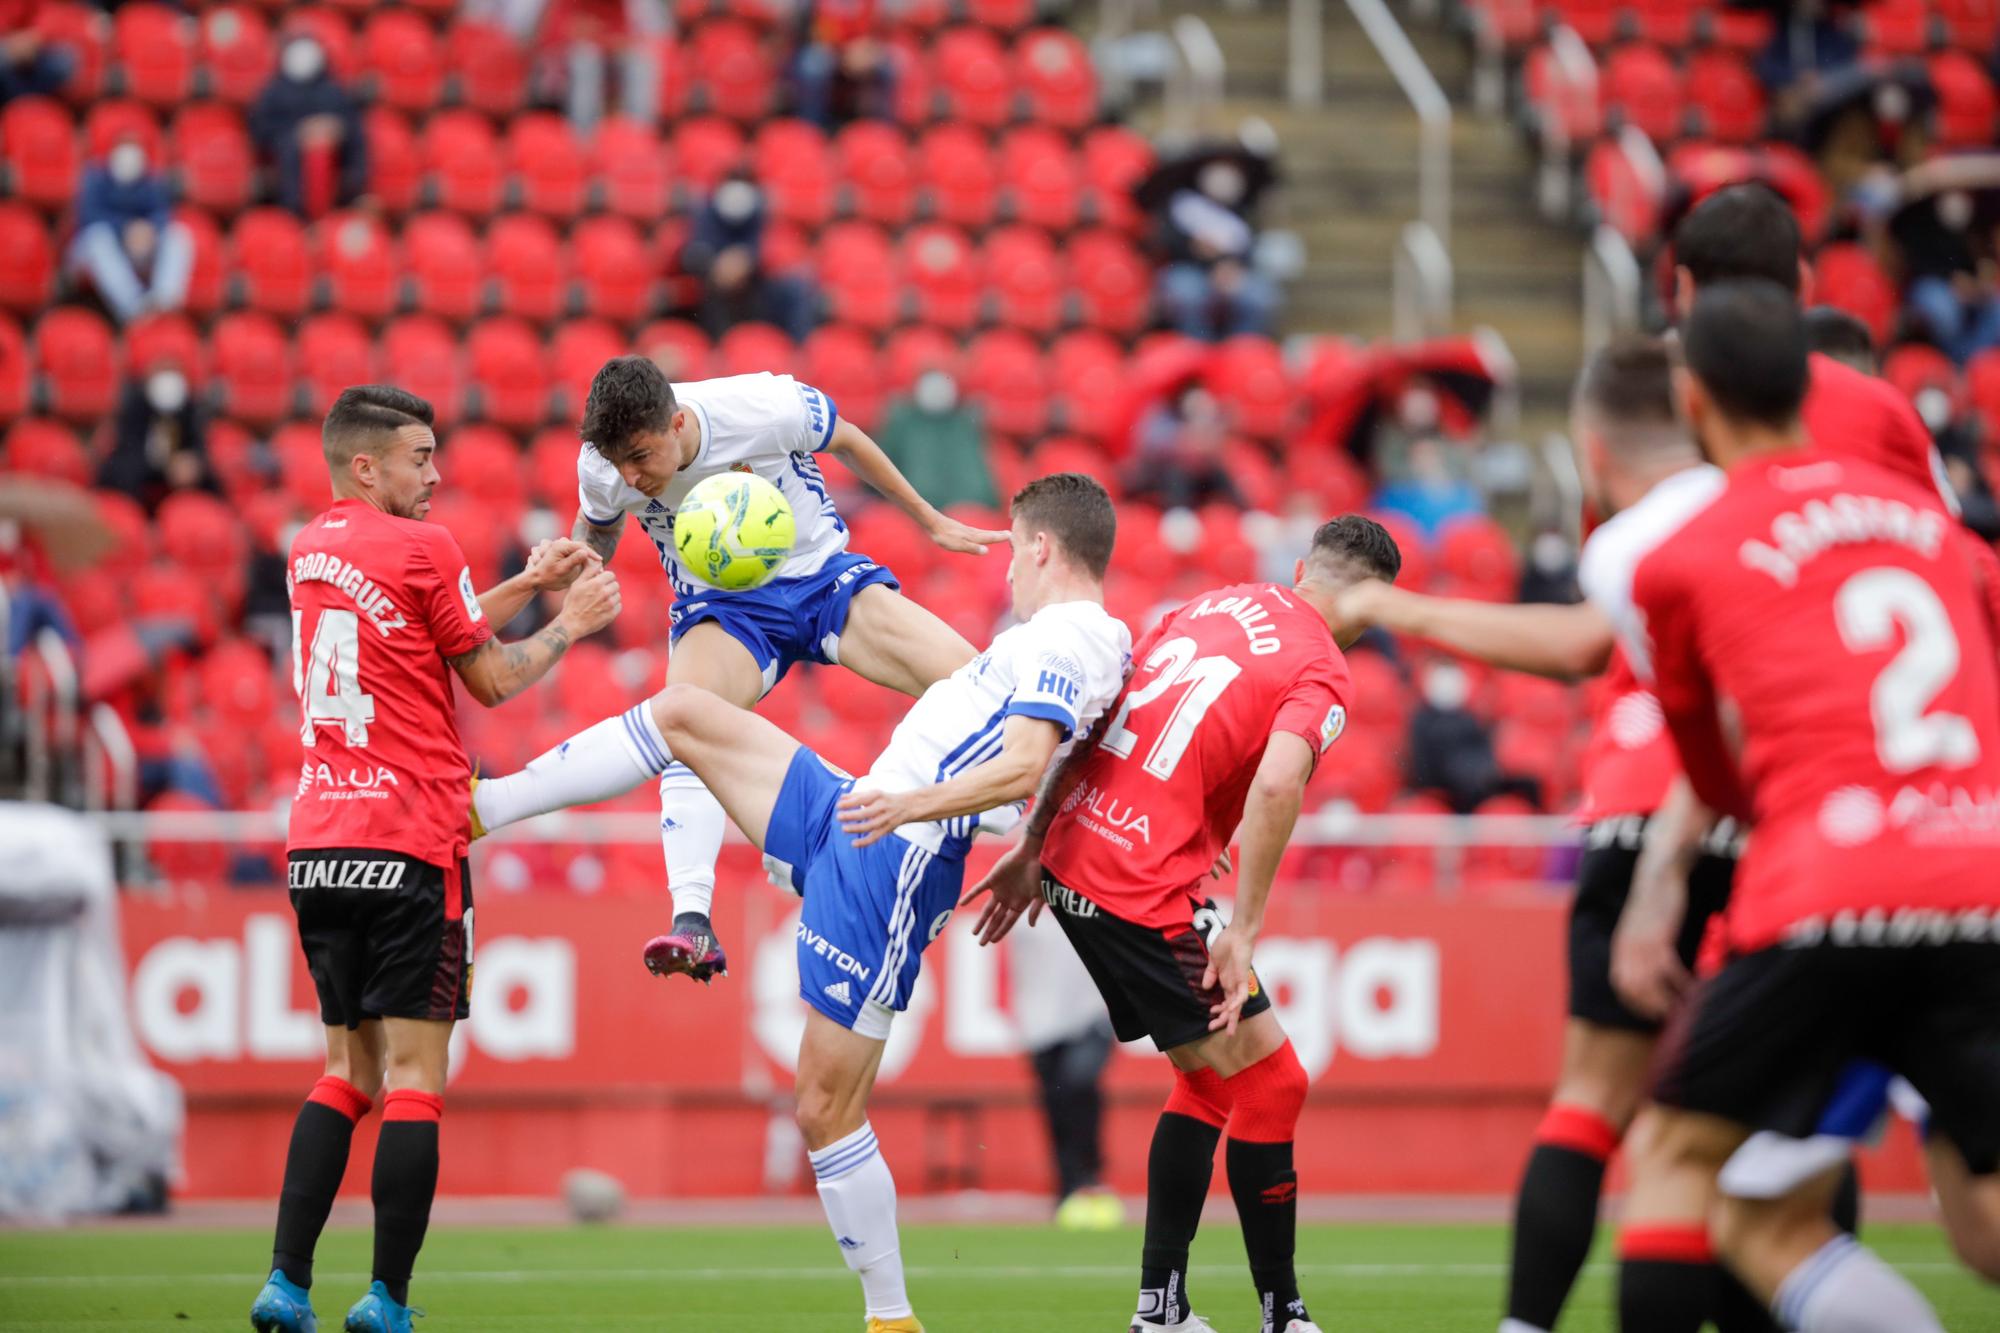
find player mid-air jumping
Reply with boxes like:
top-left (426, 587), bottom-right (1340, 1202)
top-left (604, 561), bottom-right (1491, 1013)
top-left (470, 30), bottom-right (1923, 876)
top-left (470, 474), bottom-right (1132, 1333)
top-left (969, 515), bottom-right (1403, 1333)
top-left (252, 386), bottom-right (621, 1333)
top-left (561, 355), bottom-right (1007, 983)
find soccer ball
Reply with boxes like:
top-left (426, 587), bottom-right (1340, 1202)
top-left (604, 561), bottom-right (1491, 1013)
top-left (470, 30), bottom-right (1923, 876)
top-left (673, 471), bottom-right (796, 591)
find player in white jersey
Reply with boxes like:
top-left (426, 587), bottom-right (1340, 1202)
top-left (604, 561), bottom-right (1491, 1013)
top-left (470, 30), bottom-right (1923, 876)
top-left (470, 474), bottom-right (1131, 1331)
top-left (558, 355), bottom-right (1007, 984)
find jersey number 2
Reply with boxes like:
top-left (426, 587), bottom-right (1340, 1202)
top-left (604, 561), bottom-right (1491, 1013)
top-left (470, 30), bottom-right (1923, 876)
top-left (292, 608), bottom-right (377, 747)
top-left (1101, 636), bottom-right (1243, 779)
top-left (1834, 567), bottom-right (1980, 772)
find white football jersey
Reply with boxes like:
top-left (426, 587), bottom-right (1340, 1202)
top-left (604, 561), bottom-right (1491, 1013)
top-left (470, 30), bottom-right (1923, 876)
top-left (577, 372), bottom-right (848, 598)
top-left (1576, 462), bottom-right (1723, 681)
top-left (861, 600), bottom-right (1133, 856)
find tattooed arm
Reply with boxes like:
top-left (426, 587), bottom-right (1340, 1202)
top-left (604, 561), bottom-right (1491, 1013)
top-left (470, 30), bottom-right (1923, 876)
top-left (447, 568), bottom-right (623, 706)
top-left (573, 510), bottom-right (625, 565)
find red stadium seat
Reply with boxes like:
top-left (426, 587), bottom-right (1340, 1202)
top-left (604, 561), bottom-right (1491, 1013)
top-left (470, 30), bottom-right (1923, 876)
top-left (146, 791), bottom-right (229, 886)
top-left (0, 316), bottom-right (23, 420)
top-left (200, 6), bottom-right (275, 104)
top-left (363, 107), bottom-right (422, 214)
top-left (754, 119), bottom-right (836, 228)
top-left (361, 8), bottom-right (444, 112)
top-left (0, 203), bottom-right (54, 315)
top-left (403, 211), bottom-right (483, 321)
top-left (836, 122), bottom-right (916, 226)
top-left (1080, 125), bottom-right (1153, 232)
top-left (934, 27), bottom-right (1011, 128)
top-left (593, 117), bottom-right (671, 220)
top-left (439, 423), bottom-right (526, 516)
top-left (1436, 514), bottom-right (1520, 600)
top-left (1938, 0), bottom-right (2000, 50)
top-left (35, 307), bottom-right (117, 421)
top-left (1627, 0), bottom-right (1697, 47)
top-left (424, 110), bottom-right (504, 217)
top-left (56, 568), bottom-right (125, 639)
top-left (124, 312), bottom-right (203, 380)
top-left (279, 8), bottom-right (359, 84)
top-left (206, 419), bottom-right (262, 503)
top-left (716, 322), bottom-right (797, 378)
top-left (1601, 44), bottom-right (1682, 144)
top-left (968, 0), bottom-right (1036, 30)
top-left (113, 3), bottom-right (196, 107)
top-left (159, 490), bottom-right (248, 592)
top-left (82, 99), bottom-right (163, 165)
top-left (818, 221), bottom-right (901, 331)
top-left (295, 312), bottom-right (374, 411)
top-left (199, 638), bottom-right (277, 729)
top-left (962, 329), bottom-right (1050, 438)
top-left (316, 210), bottom-right (398, 319)
top-left (902, 223), bottom-right (983, 331)
top-left (1860, 0), bottom-right (1937, 56)
top-left (917, 122), bottom-right (1000, 229)
top-left (488, 213), bottom-right (567, 323)
top-left (686, 19), bottom-right (774, 120)
top-left (1218, 439), bottom-right (1281, 511)
top-left (1883, 342), bottom-right (1959, 405)
top-left (2, 97), bottom-right (81, 208)
top-left (803, 324), bottom-right (882, 431)
top-left (35, 4), bottom-right (107, 102)
top-left (572, 215), bottom-right (656, 324)
top-left (1048, 330), bottom-right (1124, 441)
top-left (531, 426), bottom-right (584, 510)
top-left (446, 20), bottom-right (530, 117)
top-left (1015, 29), bottom-right (1096, 130)
top-left (424, 494), bottom-right (506, 584)
top-left (984, 224), bottom-right (1064, 334)
top-left (170, 103), bottom-right (255, 212)
top-left (1930, 52), bottom-right (1998, 147)
top-left (999, 126), bottom-right (1081, 232)
top-left (636, 318), bottom-right (713, 380)
top-left (1547, 0), bottom-right (1620, 44)
top-left (273, 419), bottom-right (331, 511)
top-left (1966, 346), bottom-right (2000, 436)
top-left (883, 324), bottom-right (959, 391)
top-left (1813, 242), bottom-right (1899, 348)
top-left (508, 113), bottom-right (589, 219)
top-left (671, 116), bottom-right (748, 198)
top-left (551, 318), bottom-right (627, 413)
top-left (1070, 228), bottom-right (1152, 334)
top-left (228, 208), bottom-right (312, 318)
top-left (4, 418), bottom-right (90, 486)
top-left (210, 311), bottom-right (295, 424)
top-left (467, 316), bottom-right (550, 427)
top-left (1202, 336), bottom-right (1294, 440)
top-left (1684, 49), bottom-right (1766, 145)
top-left (176, 206), bottom-right (226, 316)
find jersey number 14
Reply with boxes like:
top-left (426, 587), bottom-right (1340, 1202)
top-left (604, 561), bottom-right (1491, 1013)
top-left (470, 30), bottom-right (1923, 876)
top-left (292, 608), bottom-right (377, 747)
top-left (1101, 635), bottom-right (1243, 779)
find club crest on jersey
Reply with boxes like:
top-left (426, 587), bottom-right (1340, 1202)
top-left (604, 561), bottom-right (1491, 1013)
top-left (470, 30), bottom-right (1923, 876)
top-left (730, 462), bottom-right (754, 474)
top-left (458, 567), bottom-right (484, 622)
top-left (1320, 704), bottom-right (1346, 751)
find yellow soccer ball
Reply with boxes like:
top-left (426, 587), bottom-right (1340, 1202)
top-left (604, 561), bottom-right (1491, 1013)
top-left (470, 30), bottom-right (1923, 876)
top-left (673, 471), bottom-right (796, 591)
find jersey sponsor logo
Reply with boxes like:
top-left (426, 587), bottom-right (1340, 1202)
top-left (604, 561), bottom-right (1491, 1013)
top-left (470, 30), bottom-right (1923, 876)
top-left (287, 856), bottom-right (411, 891)
top-left (1035, 667), bottom-right (1081, 708)
top-left (1818, 785), bottom-right (1886, 846)
top-left (822, 980), bottom-right (854, 1007)
top-left (797, 384), bottom-right (833, 445)
top-left (289, 551), bottom-right (409, 637)
top-left (1607, 691), bottom-right (1664, 747)
top-left (1040, 880), bottom-right (1100, 919)
top-left (458, 566), bottom-right (484, 622)
top-left (1320, 704), bottom-right (1347, 751)
top-left (1058, 781), bottom-right (1151, 849)
top-left (797, 922), bottom-right (872, 981)
top-left (1737, 493), bottom-right (1948, 589)
top-left (1187, 594), bottom-right (1285, 655)
top-left (1817, 780), bottom-right (2000, 850)
top-left (1781, 904), bottom-right (1999, 949)
top-left (297, 762), bottom-right (402, 800)
top-left (927, 909), bottom-right (954, 942)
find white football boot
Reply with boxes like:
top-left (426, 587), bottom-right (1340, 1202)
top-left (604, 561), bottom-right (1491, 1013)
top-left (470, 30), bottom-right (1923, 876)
top-left (1127, 1317), bottom-right (1217, 1333)
top-left (1281, 1321), bottom-right (1326, 1333)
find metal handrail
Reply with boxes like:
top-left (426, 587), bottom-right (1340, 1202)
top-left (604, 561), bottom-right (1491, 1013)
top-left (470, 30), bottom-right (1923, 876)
top-left (1163, 15), bottom-right (1226, 141)
top-left (84, 704), bottom-right (140, 883)
top-left (1536, 25), bottom-right (1596, 222)
top-left (1315, 0), bottom-right (1453, 254)
top-left (1541, 430), bottom-right (1586, 547)
top-left (1582, 223), bottom-right (1644, 355)
top-left (1392, 221), bottom-right (1454, 340)
top-left (21, 628), bottom-right (79, 803)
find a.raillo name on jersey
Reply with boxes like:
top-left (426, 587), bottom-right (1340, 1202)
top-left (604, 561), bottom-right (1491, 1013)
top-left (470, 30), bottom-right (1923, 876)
top-left (289, 552), bottom-right (409, 636)
top-left (1185, 592), bottom-right (1291, 655)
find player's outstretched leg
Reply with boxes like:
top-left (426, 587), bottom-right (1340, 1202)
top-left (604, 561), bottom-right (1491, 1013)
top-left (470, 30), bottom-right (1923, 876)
top-left (1132, 1066), bottom-right (1232, 1332)
top-left (472, 703), bottom-right (676, 834)
top-left (253, 1027), bottom-right (382, 1333)
top-left (342, 1018), bottom-right (451, 1333)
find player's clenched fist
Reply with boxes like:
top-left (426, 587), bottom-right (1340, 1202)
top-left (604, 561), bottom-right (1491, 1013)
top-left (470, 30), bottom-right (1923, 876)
top-left (558, 567), bottom-right (622, 636)
top-left (524, 536), bottom-right (602, 591)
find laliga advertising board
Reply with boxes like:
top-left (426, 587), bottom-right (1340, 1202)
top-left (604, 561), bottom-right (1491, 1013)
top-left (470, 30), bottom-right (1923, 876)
top-left (121, 845), bottom-right (1584, 1197)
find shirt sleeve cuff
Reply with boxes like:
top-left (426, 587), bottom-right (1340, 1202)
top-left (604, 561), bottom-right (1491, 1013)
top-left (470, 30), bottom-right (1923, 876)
top-left (582, 510), bottom-right (621, 527)
top-left (1005, 700), bottom-right (1077, 738)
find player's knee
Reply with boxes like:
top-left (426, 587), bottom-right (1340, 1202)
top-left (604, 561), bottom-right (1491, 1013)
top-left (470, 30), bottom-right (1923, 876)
top-left (649, 684), bottom-right (708, 741)
top-left (1707, 1195), bottom-right (1757, 1265)
top-left (793, 1081), bottom-right (856, 1148)
top-left (1224, 1041), bottom-right (1309, 1142)
top-left (1946, 1209), bottom-right (2000, 1284)
top-left (1164, 1066), bottom-right (1232, 1129)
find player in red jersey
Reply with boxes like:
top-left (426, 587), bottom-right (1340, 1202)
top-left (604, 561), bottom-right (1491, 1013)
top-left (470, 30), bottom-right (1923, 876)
top-left (251, 387), bottom-right (621, 1333)
top-left (966, 516), bottom-right (1402, 1333)
top-left (1613, 283), bottom-right (2000, 1333)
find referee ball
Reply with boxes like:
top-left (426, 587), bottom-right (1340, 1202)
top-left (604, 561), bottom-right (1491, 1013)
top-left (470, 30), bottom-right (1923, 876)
top-left (674, 471), bottom-right (796, 591)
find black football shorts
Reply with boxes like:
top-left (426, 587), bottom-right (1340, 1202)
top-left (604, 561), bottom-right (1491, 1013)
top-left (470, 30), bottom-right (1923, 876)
top-left (289, 848), bottom-right (473, 1028)
top-left (1569, 815), bottom-right (1737, 1033)
top-left (1039, 871), bottom-right (1272, 1052)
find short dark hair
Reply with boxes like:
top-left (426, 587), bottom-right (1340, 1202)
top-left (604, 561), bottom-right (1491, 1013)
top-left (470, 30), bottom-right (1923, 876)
top-left (1309, 514), bottom-right (1402, 583)
top-left (1011, 473), bottom-right (1116, 578)
top-left (1673, 184), bottom-right (1802, 295)
top-left (581, 355), bottom-right (678, 461)
top-left (1684, 279), bottom-right (1810, 430)
top-left (1803, 305), bottom-right (1877, 374)
top-left (322, 384), bottom-right (434, 467)
top-left (1575, 335), bottom-right (1677, 431)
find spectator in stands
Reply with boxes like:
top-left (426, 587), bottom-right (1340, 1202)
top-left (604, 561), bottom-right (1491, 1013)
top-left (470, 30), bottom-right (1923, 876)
top-left (98, 363), bottom-right (216, 515)
top-left (1406, 661), bottom-right (1534, 812)
top-left (249, 32), bottom-right (367, 219)
top-left (1890, 188), bottom-right (2000, 364)
top-left (534, 0), bottom-right (668, 134)
top-left (876, 370), bottom-right (999, 511)
top-left (67, 135), bottom-right (195, 327)
top-left (1122, 386), bottom-right (1246, 510)
top-left (1515, 531), bottom-right (1579, 605)
top-left (682, 171), bottom-right (819, 342)
top-left (1009, 920), bottom-right (1123, 1231)
top-left (0, 8), bottom-right (76, 104)
top-left (1371, 434), bottom-right (1482, 538)
top-left (788, 0), bottom-right (893, 130)
top-left (1154, 161), bottom-right (1280, 341)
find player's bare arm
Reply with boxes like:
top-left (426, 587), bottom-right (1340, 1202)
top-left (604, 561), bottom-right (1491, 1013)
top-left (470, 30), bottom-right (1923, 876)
top-left (1206, 731), bottom-right (1316, 1034)
top-left (447, 567), bottom-right (622, 707)
top-left (836, 715), bottom-right (1063, 848)
top-left (1610, 774), bottom-right (1711, 1020)
top-left (964, 713), bottom-right (1113, 944)
top-left (824, 419), bottom-right (1008, 555)
top-left (1336, 579), bottom-right (1615, 679)
top-left (474, 538), bottom-right (602, 627)
top-left (571, 509), bottom-right (624, 564)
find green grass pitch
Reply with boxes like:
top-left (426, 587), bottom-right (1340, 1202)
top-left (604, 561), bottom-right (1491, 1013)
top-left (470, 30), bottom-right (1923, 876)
top-left (0, 1222), bottom-right (1986, 1331)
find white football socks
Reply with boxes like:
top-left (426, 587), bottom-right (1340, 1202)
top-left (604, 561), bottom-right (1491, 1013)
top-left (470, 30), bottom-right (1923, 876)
top-left (659, 762), bottom-right (723, 919)
top-left (1774, 1233), bottom-right (1945, 1333)
top-left (473, 704), bottom-right (673, 832)
top-left (809, 1122), bottom-right (912, 1321)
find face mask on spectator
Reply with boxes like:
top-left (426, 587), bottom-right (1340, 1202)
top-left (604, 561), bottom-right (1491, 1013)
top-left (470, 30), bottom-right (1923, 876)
top-left (282, 37), bottom-right (326, 83)
top-left (914, 370), bottom-right (958, 414)
top-left (1197, 162), bottom-right (1247, 209)
top-left (1530, 531), bottom-right (1571, 575)
top-left (715, 180), bottom-right (760, 224)
top-left (1422, 662), bottom-right (1472, 711)
top-left (108, 143), bottom-right (148, 185)
top-left (1915, 386), bottom-right (1953, 434)
top-left (146, 369), bottom-right (189, 414)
